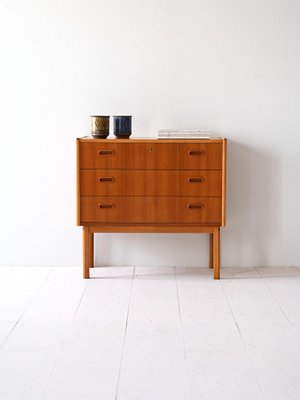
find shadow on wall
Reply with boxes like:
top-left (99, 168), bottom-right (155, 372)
top-left (94, 139), bottom-right (283, 268)
top-left (225, 139), bottom-right (283, 266)
top-left (94, 232), bottom-right (210, 268)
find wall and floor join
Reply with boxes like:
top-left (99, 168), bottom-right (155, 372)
top-left (0, 1), bottom-right (300, 399)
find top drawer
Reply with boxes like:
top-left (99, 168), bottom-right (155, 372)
top-left (79, 142), bottom-right (223, 170)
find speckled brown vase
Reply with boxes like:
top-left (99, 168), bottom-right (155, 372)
top-left (91, 116), bottom-right (110, 138)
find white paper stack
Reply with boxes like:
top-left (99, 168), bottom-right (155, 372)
top-left (158, 129), bottom-right (212, 139)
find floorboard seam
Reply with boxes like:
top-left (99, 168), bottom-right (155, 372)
top-left (255, 267), bottom-right (293, 325)
top-left (174, 267), bottom-right (192, 400)
top-left (114, 266), bottom-right (135, 400)
top-left (0, 267), bottom-right (53, 350)
top-left (0, 267), bottom-right (14, 285)
top-left (220, 279), bottom-right (267, 400)
top-left (71, 281), bottom-right (89, 322)
top-left (39, 275), bottom-right (88, 399)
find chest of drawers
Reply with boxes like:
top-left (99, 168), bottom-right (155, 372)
top-left (77, 137), bottom-right (227, 279)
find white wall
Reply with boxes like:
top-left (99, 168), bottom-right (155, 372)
top-left (0, 0), bottom-right (299, 267)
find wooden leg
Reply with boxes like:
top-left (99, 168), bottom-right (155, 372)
top-left (83, 226), bottom-right (92, 279)
top-left (213, 227), bottom-right (220, 280)
top-left (209, 233), bottom-right (213, 269)
top-left (90, 233), bottom-right (94, 268)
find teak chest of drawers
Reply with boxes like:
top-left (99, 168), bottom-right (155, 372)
top-left (77, 137), bottom-right (227, 279)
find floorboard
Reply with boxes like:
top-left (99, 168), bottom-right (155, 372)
top-left (41, 267), bottom-right (134, 400)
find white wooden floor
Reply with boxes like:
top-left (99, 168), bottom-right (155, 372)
top-left (0, 266), bottom-right (300, 400)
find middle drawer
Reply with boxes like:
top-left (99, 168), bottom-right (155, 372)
top-left (80, 170), bottom-right (222, 197)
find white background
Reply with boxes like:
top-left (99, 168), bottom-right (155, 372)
top-left (0, 0), bottom-right (299, 267)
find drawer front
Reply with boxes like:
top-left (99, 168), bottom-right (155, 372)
top-left (80, 142), bottom-right (223, 170)
top-left (155, 143), bottom-right (222, 170)
top-left (80, 143), bottom-right (155, 170)
top-left (80, 170), bottom-right (222, 196)
top-left (80, 196), bottom-right (222, 224)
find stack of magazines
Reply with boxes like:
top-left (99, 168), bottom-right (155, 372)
top-left (158, 129), bottom-right (211, 139)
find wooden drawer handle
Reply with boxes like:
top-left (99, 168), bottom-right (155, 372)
top-left (188, 203), bottom-right (204, 209)
top-left (98, 150), bottom-right (114, 155)
top-left (188, 177), bottom-right (204, 183)
top-left (188, 150), bottom-right (205, 156)
top-left (98, 203), bottom-right (114, 209)
top-left (98, 177), bottom-right (114, 182)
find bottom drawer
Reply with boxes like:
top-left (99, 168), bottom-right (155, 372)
top-left (80, 196), bottom-right (222, 224)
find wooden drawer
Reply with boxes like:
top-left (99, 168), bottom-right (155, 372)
top-left (80, 170), bottom-right (222, 196)
top-left (79, 142), bottom-right (222, 170)
top-left (155, 143), bottom-right (222, 170)
top-left (80, 196), bottom-right (222, 224)
top-left (80, 143), bottom-right (154, 170)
